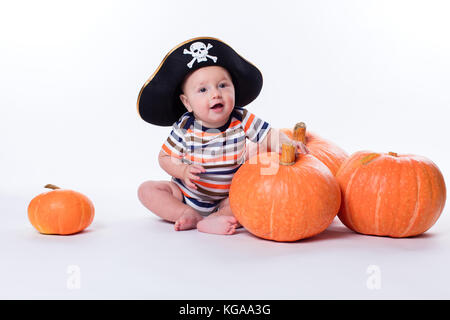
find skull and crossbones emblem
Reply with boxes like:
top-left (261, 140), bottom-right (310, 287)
top-left (183, 42), bottom-right (218, 69)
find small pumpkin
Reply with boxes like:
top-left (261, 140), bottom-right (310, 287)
top-left (336, 151), bottom-right (446, 237)
top-left (28, 184), bottom-right (95, 235)
top-left (280, 122), bottom-right (348, 176)
top-left (230, 144), bottom-right (341, 241)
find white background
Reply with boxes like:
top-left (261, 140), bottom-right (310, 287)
top-left (1, 0), bottom-right (449, 299)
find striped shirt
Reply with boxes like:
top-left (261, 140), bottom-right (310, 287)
top-left (161, 107), bottom-right (271, 212)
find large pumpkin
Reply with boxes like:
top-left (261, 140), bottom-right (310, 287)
top-left (230, 145), bottom-right (341, 241)
top-left (28, 184), bottom-right (95, 235)
top-left (336, 151), bottom-right (446, 237)
top-left (280, 122), bottom-right (348, 176)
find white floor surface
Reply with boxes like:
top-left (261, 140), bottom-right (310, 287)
top-left (2, 191), bottom-right (450, 300)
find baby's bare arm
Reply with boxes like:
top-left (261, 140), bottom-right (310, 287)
top-left (158, 150), bottom-right (187, 179)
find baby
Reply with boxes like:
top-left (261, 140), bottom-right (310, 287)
top-left (137, 37), bottom-right (307, 235)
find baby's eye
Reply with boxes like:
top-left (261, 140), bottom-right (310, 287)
top-left (219, 83), bottom-right (227, 88)
top-left (199, 87), bottom-right (207, 93)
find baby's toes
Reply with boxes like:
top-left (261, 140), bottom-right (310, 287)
top-left (226, 225), bottom-right (236, 235)
top-left (175, 216), bottom-right (189, 231)
top-left (228, 216), bottom-right (238, 227)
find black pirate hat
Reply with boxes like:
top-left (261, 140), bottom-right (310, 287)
top-left (137, 36), bottom-right (263, 126)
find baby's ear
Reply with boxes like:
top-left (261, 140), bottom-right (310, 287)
top-left (179, 94), bottom-right (192, 112)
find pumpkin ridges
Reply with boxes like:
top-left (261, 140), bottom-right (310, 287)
top-left (85, 195), bottom-right (95, 227)
top-left (371, 162), bottom-right (384, 235)
top-left (337, 152), bottom-right (386, 235)
top-left (409, 157), bottom-right (434, 237)
top-left (77, 193), bottom-right (85, 234)
top-left (277, 168), bottom-right (296, 239)
top-left (283, 164), bottom-right (310, 240)
top-left (373, 157), bottom-right (390, 236)
top-left (41, 192), bottom-right (57, 234)
top-left (308, 145), bottom-right (336, 174)
top-left (62, 191), bottom-right (93, 235)
top-left (350, 160), bottom-right (376, 233)
top-left (383, 156), bottom-right (425, 237)
top-left (344, 155), bottom-right (410, 236)
top-left (30, 195), bottom-right (44, 233)
top-left (70, 191), bottom-right (88, 235)
top-left (306, 138), bottom-right (346, 175)
top-left (337, 152), bottom-right (446, 237)
top-left (230, 152), bottom-right (340, 241)
top-left (230, 156), bottom-right (273, 238)
top-left (268, 168), bottom-right (284, 240)
top-left (37, 196), bottom-right (50, 234)
top-left (428, 158), bottom-right (447, 226)
top-left (407, 158), bottom-right (431, 237)
top-left (303, 164), bottom-right (339, 236)
top-left (57, 191), bottom-right (64, 234)
top-left (297, 156), bottom-right (339, 238)
top-left (267, 193), bottom-right (276, 239)
top-left (45, 191), bottom-right (60, 234)
top-left (257, 167), bottom-right (278, 238)
top-left (31, 188), bottom-right (61, 234)
top-left (273, 164), bottom-right (305, 240)
top-left (338, 161), bottom-right (361, 231)
top-left (408, 158), bottom-right (442, 236)
top-left (48, 190), bottom-right (62, 234)
top-left (370, 159), bottom-right (389, 235)
top-left (397, 157), bottom-right (421, 237)
top-left (430, 158), bottom-right (447, 224)
top-left (385, 157), bottom-right (404, 236)
top-left (59, 191), bottom-right (74, 234)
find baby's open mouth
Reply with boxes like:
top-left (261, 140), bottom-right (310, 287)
top-left (211, 103), bottom-right (224, 110)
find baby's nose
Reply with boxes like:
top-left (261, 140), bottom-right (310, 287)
top-left (211, 88), bottom-right (222, 98)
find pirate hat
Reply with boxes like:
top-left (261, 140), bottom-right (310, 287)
top-left (137, 36), bottom-right (263, 126)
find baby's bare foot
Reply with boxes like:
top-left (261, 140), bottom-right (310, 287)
top-left (174, 210), bottom-right (203, 231)
top-left (197, 215), bottom-right (238, 235)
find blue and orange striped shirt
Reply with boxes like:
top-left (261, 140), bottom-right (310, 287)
top-left (161, 107), bottom-right (271, 202)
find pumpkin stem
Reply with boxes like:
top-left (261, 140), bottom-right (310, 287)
top-left (44, 184), bottom-right (60, 190)
top-left (388, 152), bottom-right (398, 157)
top-left (279, 143), bottom-right (296, 166)
top-left (293, 122), bottom-right (306, 143)
top-left (361, 153), bottom-right (380, 165)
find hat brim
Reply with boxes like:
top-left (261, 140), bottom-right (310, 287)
top-left (137, 37), bottom-right (263, 126)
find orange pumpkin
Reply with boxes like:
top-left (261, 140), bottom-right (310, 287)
top-left (336, 151), bottom-right (446, 237)
top-left (280, 122), bottom-right (348, 176)
top-left (28, 184), bottom-right (95, 235)
top-left (230, 145), bottom-right (341, 241)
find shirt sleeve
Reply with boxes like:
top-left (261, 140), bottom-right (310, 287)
top-left (240, 109), bottom-right (271, 143)
top-left (161, 121), bottom-right (187, 159)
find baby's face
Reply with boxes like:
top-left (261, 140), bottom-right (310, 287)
top-left (179, 66), bottom-right (235, 128)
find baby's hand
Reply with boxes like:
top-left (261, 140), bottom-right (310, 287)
top-left (182, 164), bottom-right (206, 190)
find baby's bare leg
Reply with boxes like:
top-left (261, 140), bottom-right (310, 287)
top-left (196, 197), bottom-right (241, 235)
top-left (138, 180), bottom-right (203, 231)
